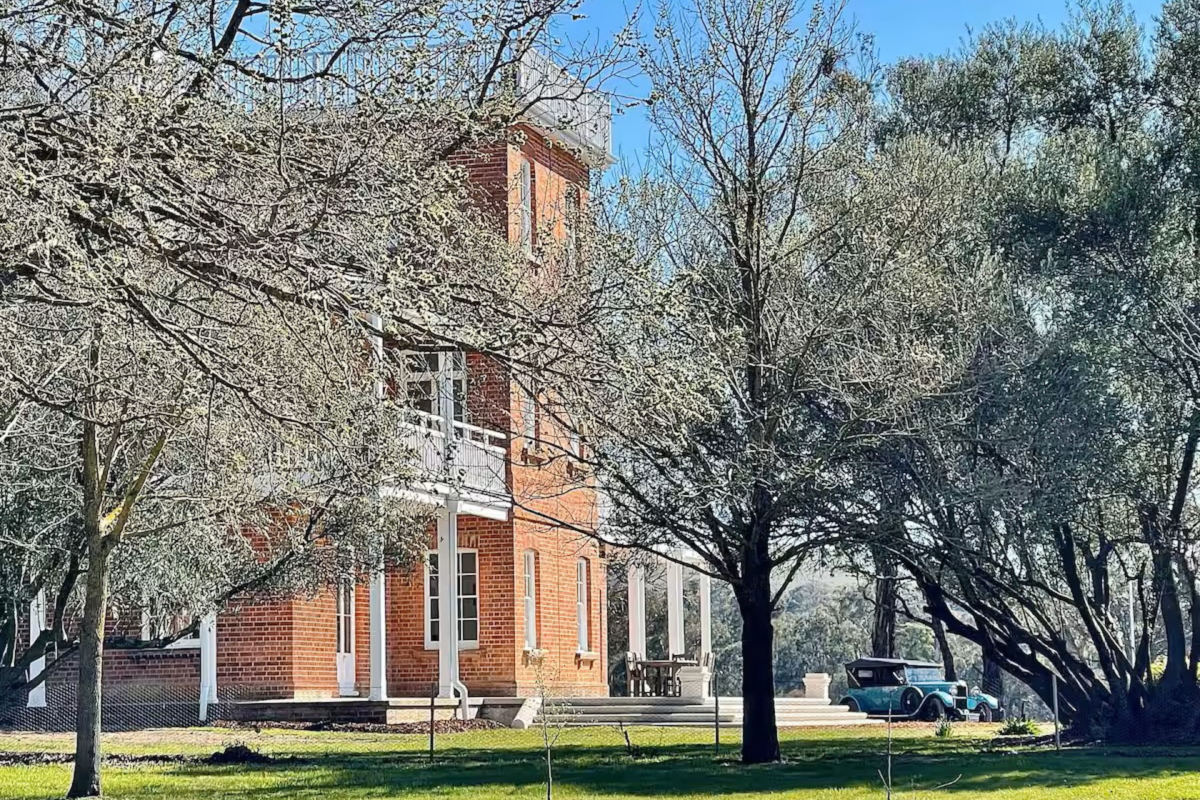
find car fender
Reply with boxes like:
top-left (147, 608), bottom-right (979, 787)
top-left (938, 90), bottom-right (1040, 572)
top-left (974, 693), bottom-right (1000, 709)
top-left (920, 690), bottom-right (956, 710)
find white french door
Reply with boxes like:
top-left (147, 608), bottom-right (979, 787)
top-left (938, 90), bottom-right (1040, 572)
top-left (335, 581), bottom-right (357, 695)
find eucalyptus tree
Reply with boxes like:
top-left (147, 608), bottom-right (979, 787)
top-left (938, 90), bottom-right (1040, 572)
top-left (551, 0), bottom-right (1000, 763)
top-left (875, 0), bottom-right (1200, 741)
top-left (0, 1), bottom-right (620, 794)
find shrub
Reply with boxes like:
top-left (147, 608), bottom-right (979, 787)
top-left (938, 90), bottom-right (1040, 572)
top-left (934, 718), bottom-right (955, 738)
top-left (999, 717), bottom-right (1040, 736)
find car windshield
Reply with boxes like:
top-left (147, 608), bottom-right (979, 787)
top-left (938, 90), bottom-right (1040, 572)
top-left (907, 667), bottom-right (944, 683)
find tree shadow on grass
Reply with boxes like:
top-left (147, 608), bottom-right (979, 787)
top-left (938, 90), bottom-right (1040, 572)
top-left (128, 745), bottom-right (1200, 799)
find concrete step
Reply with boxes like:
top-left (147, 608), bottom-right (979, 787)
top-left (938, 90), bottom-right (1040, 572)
top-left (536, 715), bottom-right (880, 728)
top-left (533, 697), bottom-right (881, 728)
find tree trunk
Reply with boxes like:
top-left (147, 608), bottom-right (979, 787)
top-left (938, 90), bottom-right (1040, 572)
top-left (982, 651), bottom-right (1004, 712)
top-left (68, 532), bottom-right (109, 798)
top-left (736, 568), bottom-right (779, 764)
top-left (871, 546), bottom-right (897, 659)
top-left (931, 617), bottom-right (956, 682)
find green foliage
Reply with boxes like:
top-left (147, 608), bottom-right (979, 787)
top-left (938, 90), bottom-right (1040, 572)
top-left (999, 718), bottom-right (1042, 737)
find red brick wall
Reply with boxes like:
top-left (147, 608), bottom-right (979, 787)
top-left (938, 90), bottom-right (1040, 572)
top-left (217, 598), bottom-right (297, 700)
top-left (23, 127), bottom-right (609, 708)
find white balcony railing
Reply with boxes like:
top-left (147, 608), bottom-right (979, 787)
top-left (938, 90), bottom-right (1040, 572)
top-left (221, 47), bottom-right (612, 162)
top-left (398, 409), bottom-right (509, 501)
top-left (264, 410), bottom-right (508, 504)
top-left (513, 49), bottom-right (612, 161)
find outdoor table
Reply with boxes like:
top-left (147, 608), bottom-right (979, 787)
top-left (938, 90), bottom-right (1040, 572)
top-left (636, 659), bottom-right (698, 697)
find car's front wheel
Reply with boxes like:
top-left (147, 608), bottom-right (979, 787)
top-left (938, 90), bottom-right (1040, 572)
top-left (923, 698), bottom-right (946, 721)
top-left (978, 703), bottom-right (994, 723)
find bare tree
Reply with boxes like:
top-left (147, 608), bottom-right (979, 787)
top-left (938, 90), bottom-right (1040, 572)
top-left (548, 0), bottom-right (1000, 763)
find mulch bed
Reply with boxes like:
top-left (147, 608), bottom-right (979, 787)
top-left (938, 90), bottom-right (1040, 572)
top-left (211, 718), bottom-right (503, 735)
top-left (0, 751), bottom-right (200, 767)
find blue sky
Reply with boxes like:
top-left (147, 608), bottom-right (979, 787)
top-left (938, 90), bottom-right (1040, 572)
top-left (570, 0), bottom-right (1163, 163)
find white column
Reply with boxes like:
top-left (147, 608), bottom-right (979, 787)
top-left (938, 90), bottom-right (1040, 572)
top-left (368, 313), bottom-right (388, 702)
top-left (438, 353), bottom-right (456, 465)
top-left (699, 571), bottom-right (712, 661)
top-left (666, 557), bottom-right (685, 658)
top-left (27, 592), bottom-right (46, 709)
top-left (627, 564), bottom-right (647, 656)
top-left (437, 501), bottom-right (461, 698)
top-left (368, 569), bottom-right (387, 701)
top-left (198, 612), bottom-right (217, 722)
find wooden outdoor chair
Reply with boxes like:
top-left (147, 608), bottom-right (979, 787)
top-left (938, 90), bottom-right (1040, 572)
top-left (626, 651), bottom-right (646, 697)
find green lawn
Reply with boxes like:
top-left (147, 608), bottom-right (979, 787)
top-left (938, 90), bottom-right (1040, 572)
top-left (2, 724), bottom-right (1199, 799)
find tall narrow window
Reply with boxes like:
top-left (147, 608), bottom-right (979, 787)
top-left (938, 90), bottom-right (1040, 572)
top-left (425, 550), bottom-right (480, 648)
top-left (521, 382), bottom-right (538, 443)
top-left (335, 581), bottom-right (354, 656)
top-left (519, 159), bottom-right (533, 254)
top-left (568, 417), bottom-right (581, 457)
top-left (565, 185), bottom-right (580, 270)
top-left (576, 558), bottom-right (589, 652)
top-left (523, 550), bottom-right (537, 650)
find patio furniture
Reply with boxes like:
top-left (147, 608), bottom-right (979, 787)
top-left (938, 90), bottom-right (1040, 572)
top-left (625, 651), bottom-right (648, 697)
top-left (639, 657), bottom-right (698, 697)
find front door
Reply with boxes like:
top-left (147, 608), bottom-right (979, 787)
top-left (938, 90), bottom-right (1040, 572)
top-left (335, 581), bottom-right (356, 695)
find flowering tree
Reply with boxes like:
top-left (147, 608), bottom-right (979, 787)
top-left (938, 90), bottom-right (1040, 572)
top-left (0, 0), bottom-right (623, 794)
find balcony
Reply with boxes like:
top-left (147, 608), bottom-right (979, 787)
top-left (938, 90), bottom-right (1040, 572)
top-left (222, 47), bottom-right (612, 165)
top-left (397, 410), bottom-right (510, 515)
top-left (513, 49), bottom-right (613, 165)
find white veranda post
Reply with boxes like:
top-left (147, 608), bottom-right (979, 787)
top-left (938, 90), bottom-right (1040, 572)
top-left (435, 355), bottom-right (466, 706)
top-left (437, 501), bottom-right (461, 699)
top-left (627, 564), bottom-right (647, 657)
top-left (699, 571), bottom-right (712, 662)
top-left (666, 558), bottom-right (685, 658)
top-left (27, 592), bottom-right (46, 709)
top-left (367, 311), bottom-right (389, 702)
top-left (369, 568), bottom-right (387, 701)
top-left (198, 612), bottom-right (217, 721)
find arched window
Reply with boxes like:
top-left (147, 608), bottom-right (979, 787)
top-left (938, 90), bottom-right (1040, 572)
top-left (523, 550), bottom-right (537, 650)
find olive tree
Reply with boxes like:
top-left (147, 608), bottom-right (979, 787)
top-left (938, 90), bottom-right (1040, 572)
top-left (871, 0), bottom-right (1200, 741)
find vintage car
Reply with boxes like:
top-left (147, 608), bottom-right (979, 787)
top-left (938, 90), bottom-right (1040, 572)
top-left (839, 658), bottom-right (1003, 721)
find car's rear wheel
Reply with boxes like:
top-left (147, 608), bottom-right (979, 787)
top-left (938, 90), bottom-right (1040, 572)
top-left (978, 703), bottom-right (994, 723)
top-left (923, 698), bottom-right (946, 721)
top-left (843, 697), bottom-right (860, 713)
top-left (899, 688), bottom-right (922, 717)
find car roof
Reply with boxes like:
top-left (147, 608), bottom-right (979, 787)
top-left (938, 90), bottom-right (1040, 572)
top-left (846, 657), bottom-right (944, 670)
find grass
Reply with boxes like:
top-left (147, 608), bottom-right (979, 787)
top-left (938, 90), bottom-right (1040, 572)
top-left (2, 723), bottom-right (1199, 799)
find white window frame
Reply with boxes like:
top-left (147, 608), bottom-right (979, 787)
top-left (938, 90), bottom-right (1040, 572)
top-left (141, 607), bottom-right (200, 650)
top-left (401, 351), bottom-right (467, 423)
top-left (521, 383), bottom-right (538, 443)
top-left (565, 185), bottom-right (580, 270)
top-left (576, 558), bottom-right (589, 653)
top-left (519, 159), bottom-right (533, 254)
top-left (568, 418), bottom-right (582, 457)
top-left (424, 549), bottom-right (480, 649)
top-left (523, 550), bottom-right (537, 650)
top-left (335, 580), bottom-right (355, 656)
